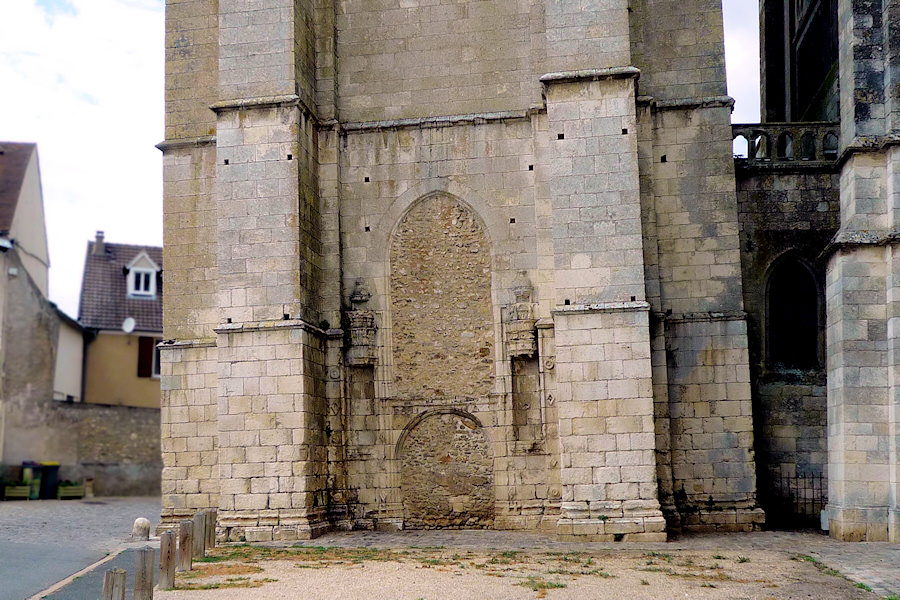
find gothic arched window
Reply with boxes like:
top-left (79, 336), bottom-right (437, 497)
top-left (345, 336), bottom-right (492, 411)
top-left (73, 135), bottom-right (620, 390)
top-left (768, 257), bottom-right (820, 369)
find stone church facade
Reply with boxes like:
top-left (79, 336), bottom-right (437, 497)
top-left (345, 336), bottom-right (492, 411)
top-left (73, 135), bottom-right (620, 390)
top-left (157, 0), bottom-right (899, 543)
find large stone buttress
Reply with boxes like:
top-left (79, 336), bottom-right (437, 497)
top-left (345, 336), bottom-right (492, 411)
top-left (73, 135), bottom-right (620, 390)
top-left (158, 0), bottom-right (764, 539)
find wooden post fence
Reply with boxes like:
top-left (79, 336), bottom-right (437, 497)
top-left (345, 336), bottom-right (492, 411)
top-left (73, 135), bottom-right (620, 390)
top-left (134, 546), bottom-right (155, 600)
top-left (100, 568), bottom-right (126, 600)
top-left (192, 511), bottom-right (206, 558)
top-left (177, 519), bottom-right (193, 572)
top-left (159, 530), bottom-right (176, 590)
top-left (205, 508), bottom-right (217, 550)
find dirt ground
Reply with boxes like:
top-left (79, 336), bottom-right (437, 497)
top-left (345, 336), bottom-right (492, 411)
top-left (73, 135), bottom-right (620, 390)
top-left (156, 545), bottom-right (882, 600)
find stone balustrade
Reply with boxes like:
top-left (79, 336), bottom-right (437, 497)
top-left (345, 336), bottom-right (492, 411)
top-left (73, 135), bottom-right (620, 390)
top-left (732, 122), bottom-right (840, 167)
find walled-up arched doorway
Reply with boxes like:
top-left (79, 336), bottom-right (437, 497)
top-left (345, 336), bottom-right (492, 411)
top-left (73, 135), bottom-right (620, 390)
top-left (397, 410), bottom-right (494, 528)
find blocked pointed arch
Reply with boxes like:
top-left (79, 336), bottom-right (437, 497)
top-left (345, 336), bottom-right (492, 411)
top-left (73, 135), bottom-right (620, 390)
top-left (388, 192), bottom-right (495, 399)
top-left (765, 252), bottom-right (822, 369)
top-left (371, 180), bottom-right (505, 265)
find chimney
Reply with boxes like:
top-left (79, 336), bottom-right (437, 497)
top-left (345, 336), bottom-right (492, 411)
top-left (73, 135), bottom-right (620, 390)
top-left (93, 231), bottom-right (105, 255)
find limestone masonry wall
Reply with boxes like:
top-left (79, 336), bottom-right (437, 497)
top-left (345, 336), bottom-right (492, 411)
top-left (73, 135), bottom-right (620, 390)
top-left (156, 0), bottom-right (789, 541)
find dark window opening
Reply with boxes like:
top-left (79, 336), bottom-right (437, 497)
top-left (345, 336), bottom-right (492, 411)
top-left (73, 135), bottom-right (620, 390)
top-left (768, 258), bottom-right (819, 369)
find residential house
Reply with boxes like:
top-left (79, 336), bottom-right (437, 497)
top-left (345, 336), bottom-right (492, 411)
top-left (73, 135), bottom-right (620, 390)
top-left (79, 232), bottom-right (163, 408)
top-left (0, 142), bottom-right (161, 495)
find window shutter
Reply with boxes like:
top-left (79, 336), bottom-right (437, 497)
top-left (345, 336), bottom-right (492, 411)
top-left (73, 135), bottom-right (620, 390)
top-left (138, 336), bottom-right (154, 378)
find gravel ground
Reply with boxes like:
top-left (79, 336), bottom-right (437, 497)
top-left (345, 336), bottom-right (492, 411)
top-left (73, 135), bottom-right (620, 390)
top-left (155, 545), bottom-right (880, 600)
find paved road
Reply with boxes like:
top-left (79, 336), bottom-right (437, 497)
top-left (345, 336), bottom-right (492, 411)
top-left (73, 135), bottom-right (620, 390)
top-left (0, 497), bottom-right (159, 600)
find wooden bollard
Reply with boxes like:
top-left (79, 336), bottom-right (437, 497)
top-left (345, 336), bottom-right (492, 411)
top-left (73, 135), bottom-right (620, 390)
top-left (177, 520), bottom-right (193, 572)
top-left (192, 511), bottom-right (206, 558)
top-left (134, 546), bottom-right (155, 600)
top-left (159, 530), bottom-right (176, 590)
top-left (205, 509), bottom-right (217, 550)
top-left (100, 568), bottom-right (126, 600)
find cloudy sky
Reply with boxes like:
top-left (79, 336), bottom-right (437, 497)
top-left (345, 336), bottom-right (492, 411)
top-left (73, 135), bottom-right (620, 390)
top-left (0, 0), bottom-right (759, 318)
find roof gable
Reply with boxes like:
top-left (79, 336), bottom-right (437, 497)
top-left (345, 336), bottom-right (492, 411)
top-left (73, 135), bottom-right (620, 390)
top-left (126, 251), bottom-right (160, 272)
top-left (0, 143), bottom-right (36, 232)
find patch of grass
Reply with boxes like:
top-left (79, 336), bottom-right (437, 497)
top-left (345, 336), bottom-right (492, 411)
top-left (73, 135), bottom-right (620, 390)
top-left (701, 582), bottom-right (716, 588)
top-left (501, 550), bottom-right (520, 559)
top-left (712, 554), bottom-right (727, 560)
top-left (195, 555), bottom-right (229, 563)
top-left (418, 557), bottom-right (457, 567)
top-left (883, 595), bottom-right (899, 600)
top-left (546, 567), bottom-right (612, 578)
top-left (176, 563), bottom-right (264, 580)
top-left (640, 579), bottom-right (649, 586)
top-left (855, 583), bottom-right (873, 592)
top-left (737, 556), bottom-right (750, 563)
top-left (176, 579), bottom-right (271, 591)
top-left (517, 576), bottom-right (567, 592)
top-left (645, 552), bottom-right (673, 562)
top-left (797, 555), bottom-right (843, 578)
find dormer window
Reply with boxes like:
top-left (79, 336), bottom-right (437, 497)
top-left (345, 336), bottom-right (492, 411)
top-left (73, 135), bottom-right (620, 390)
top-left (126, 251), bottom-right (160, 299)
top-left (130, 269), bottom-right (156, 297)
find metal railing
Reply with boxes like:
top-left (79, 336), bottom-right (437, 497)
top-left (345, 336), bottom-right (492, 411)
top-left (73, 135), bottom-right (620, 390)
top-left (764, 471), bottom-right (826, 528)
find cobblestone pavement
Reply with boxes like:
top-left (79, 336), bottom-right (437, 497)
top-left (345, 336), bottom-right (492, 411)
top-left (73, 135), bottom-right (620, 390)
top-left (292, 529), bottom-right (899, 598)
top-left (0, 497), bottom-right (160, 600)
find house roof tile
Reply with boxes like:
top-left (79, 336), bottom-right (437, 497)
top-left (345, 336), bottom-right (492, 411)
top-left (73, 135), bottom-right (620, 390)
top-left (0, 142), bottom-right (36, 233)
top-left (79, 240), bottom-right (163, 333)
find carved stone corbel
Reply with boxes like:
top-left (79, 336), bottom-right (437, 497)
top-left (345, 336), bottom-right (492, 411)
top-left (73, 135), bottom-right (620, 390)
top-left (504, 271), bottom-right (537, 357)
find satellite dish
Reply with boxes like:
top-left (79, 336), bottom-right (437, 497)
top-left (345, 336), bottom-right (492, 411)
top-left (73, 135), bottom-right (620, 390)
top-left (122, 317), bottom-right (136, 334)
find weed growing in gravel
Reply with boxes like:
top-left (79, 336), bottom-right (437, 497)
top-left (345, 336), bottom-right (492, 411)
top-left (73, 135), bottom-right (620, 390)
top-left (516, 576), bottom-right (567, 592)
top-left (855, 583), bottom-right (873, 592)
top-left (796, 555), bottom-right (843, 578)
top-left (645, 552), bottom-right (673, 562)
top-left (737, 556), bottom-right (750, 563)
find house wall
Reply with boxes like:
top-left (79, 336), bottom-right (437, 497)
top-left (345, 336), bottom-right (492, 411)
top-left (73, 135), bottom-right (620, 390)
top-left (84, 332), bottom-right (160, 408)
top-left (9, 151), bottom-right (50, 296)
top-left (53, 318), bottom-right (83, 402)
top-left (0, 252), bottom-right (160, 495)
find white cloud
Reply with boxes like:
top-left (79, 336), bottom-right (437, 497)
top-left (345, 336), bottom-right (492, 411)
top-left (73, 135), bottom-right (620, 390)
top-left (0, 0), bottom-right (164, 317)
